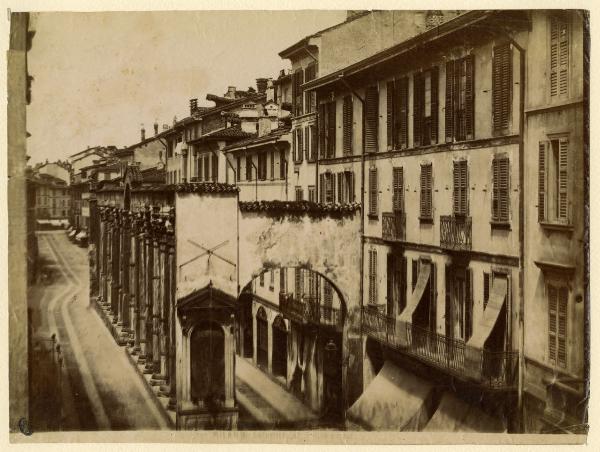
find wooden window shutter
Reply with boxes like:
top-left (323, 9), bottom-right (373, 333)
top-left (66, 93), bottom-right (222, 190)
top-left (557, 286), bottom-right (568, 367)
top-left (310, 125), bottom-right (318, 161)
top-left (483, 272), bottom-right (491, 309)
top-left (327, 101), bottom-right (336, 158)
top-left (318, 103), bottom-right (326, 158)
top-left (369, 167), bottom-right (378, 216)
top-left (297, 128), bottom-right (304, 163)
top-left (365, 86), bottom-right (379, 153)
top-left (492, 158), bottom-right (499, 220)
top-left (392, 167), bottom-right (404, 212)
top-left (445, 60), bottom-right (455, 142)
top-left (413, 73), bottom-right (423, 147)
top-left (465, 267), bottom-right (473, 342)
top-left (332, 173), bottom-right (337, 204)
top-left (395, 77), bottom-right (409, 148)
top-left (430, 66), bottom-right (439, 144)
top-left (465, 55), bottom-right (475, 140)
top-left (551, 17), bottom-right (569, 97)
top-left (453, 160), bottom-right (468, 215)
top-left (420, 163), bottom-right (432, 218)
top-left (292, 71), bottom-right (297, 112)
top-left (292, 130), bottom-right (297, 162)
top-left (538, 142), bottom-right (547, 222)
top-left (493, 44), bottom-right (512, 131)
top-left (337, 172), bottom-right (343, 204)
top-left (319, 173), bottom-right (326, 203)
top-left (343, 95), bottom-right (353, 155)
top-left (558, 138), bottom-right (569, 221)
top-left (498, 158), bottom-right (510, 222)
top-left (349, 171), bottom-right (355, 203)
top-left (548, 285), bottom-right (558, 365)
top-left (386, 81), bottom-right (395, 149)
top-left (304, 127), bottom-right (310, 161)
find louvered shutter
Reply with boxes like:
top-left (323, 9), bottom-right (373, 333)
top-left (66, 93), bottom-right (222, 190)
top-left (465, 55), bottom-right (475, 140)
top-left (548, 285), bottom-right (558, 365)
top-left (392, 167), bottom-right (404, 212)
top-left (292, 71), bottom-right (297, 114)
top-left (397, 77), bottom-right (409, 148)
top-left (297, 128), bottom-right (304, 163)
top-left (343, 95), bottom-right (353, 155)
top-left (349, 172), bottom-right (355, 203)
top-left (498, 158), bottom-right (510, 221)
top-left (386, 81), bottom-right (395, 149)
top-left (305, 127), bottom-right (311, 161)
top-left (483, 272), bottom-right (491, 309)
top-left (492, 158), bottom-right (499, 220)
top-left (551, 17), bottom-right (569, 98)
top-left (365, 86), bottom-right (379, 152)
top-left (430, 66), bottom-right (439, 144)
top-left (292, 130), bottom-right (297, 163)
top-left (453, 161), bottom-right (460, 215)
top-left (557, 286), bottom-right (568, 367)
top-left (319, 173), bottom-right (325, 203)
top-left (420, 164), bottom-right (432, 218)
top-left (332, 173), bottom-right (336, 204)
top-left (538, 142), bottom-right (547, 222)
top-left (327, 101), bottom-right (336, 158)
top-left (369, 167), bottom-right (378, 216)
top-left (337, 172), bottom-right (343, 204)
top-left (465, 267), bottom-right (473, 341)
top-left (318, 103), bottom-right (326, 158)
top-left (453, 160), bottom-right (468, 215)
top-left (493, 44), bottom-right (512, 131)
top-left (558, 138), bottom-right (569, 221)
top-left (413, 73), bottom-right (423, 147)
top-left (310, 125), bottom-right (318, 161)
top-left (445, 60), bottom-right (455, 142)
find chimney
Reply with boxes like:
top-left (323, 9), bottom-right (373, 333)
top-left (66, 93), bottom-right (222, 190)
top-left (190, 98), bottom-right (198, 115)
top-left (226, 86), bottom-right (236, 99)
top-left (256, 78), bottom-right (268, 94)
top-left (266, 78), bottom-right (274, 102)
top-left (154, 121), bottom-right (159, 135)
top-left (140, 124), bottom-right (146, 141)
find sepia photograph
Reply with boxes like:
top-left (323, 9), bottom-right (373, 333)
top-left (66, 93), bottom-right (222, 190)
top-left (6, 3), bottom-right (590, 445)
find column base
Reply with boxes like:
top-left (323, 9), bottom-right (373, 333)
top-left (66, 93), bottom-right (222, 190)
top-left (150, 377), bottom-right (166, 387)
top-left (143, 362), bottom-right (155, 374)
top-left (167, 397), bottom-right (177, 411)
top-left (131, 345), bottom-right (141, 356)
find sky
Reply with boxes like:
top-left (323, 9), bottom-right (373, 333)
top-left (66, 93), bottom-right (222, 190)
top-left (25, 10), bottom-right (347, 165)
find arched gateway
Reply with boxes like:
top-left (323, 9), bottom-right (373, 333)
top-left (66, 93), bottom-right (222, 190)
top-left (174, 188), bottom-right (363, 429)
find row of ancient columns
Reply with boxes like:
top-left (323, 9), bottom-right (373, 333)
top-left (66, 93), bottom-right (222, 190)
top-left (96, 205), bottom-right (178, 410)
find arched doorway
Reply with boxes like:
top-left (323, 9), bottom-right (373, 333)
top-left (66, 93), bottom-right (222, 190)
top-left (190, 322), bottom-right (225, 406)
top-left (256, 307), bottom-right (268, 370)
top-left (272, 315), bottom-right (287, 379)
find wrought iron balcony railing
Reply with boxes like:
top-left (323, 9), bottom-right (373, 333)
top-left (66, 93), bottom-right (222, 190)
top-left (382, 211), bottom-right (406, 242)
top-left (361, 307), bottom-right (518, 389)
top-left (440, 215), bottom-right (472, 251)
top-left (280, 292), bottom-right (341, 328)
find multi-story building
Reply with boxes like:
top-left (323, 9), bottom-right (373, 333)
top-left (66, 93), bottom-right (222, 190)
top-left (34, 173), bottom-right (70, 221)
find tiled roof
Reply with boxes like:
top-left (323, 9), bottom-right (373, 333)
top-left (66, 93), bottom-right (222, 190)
top-left (189, 126), bottom-right (256, 144)
top-left (221, 127), bottom-right (291, 153)
top-left (239, 200), bottom-right (361, 217)
top-left (140, 167), bottom-right (166, 183)
top-left (172, 182), bottom-right (239, 194)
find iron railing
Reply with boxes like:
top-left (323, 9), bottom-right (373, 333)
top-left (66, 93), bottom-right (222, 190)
top-left (440, 215), bottom-right (472, 251)
top-left (382, 211), bottom-right (406, 242)
top-left (361, 308), bottom-right (518, 389)
top-left (280, 292), bottom-right (341, 328)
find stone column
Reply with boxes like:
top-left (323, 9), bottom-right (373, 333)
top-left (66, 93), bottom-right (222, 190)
top-left (267, 315), bottom-right (273, 374)
top-left (105, 213), bottom-right (113, 311)
top-left (224, 322), bottom-right (235, 409)
top-left (166, 209), bottom-right (177, 409)
top-left (143, 207), bottom-right (155, 374)
top-left (138, 207), bottom-right (151, 365)
top-left (111, 210), bottom-right (121, 322)
top-left (129, 214), bottom-right (138, 350)
top-left (151, 211), bottom-right (165, 382)
top-left (156, 233), bottom-right (169, 387)
top-left (120, 212), bottom-right (131, 337)
top-left (98, 211), bottom-right (106, 304)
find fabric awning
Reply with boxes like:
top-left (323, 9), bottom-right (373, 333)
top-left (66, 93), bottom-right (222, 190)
top-left (424, 392), bottom-right (506, 432)
top-left (75, 231), bottom-right (87, 240)
top-left (467, 277), bottom-right (507, 350)
top-left (396, 261), bottom-right (431, 346)
top-left (346, 360), bottom-right (433, 431)
top-left (68, 230), bottom-right (77, 237)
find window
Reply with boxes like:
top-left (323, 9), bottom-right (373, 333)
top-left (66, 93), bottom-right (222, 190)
top-left (270, 150), bottom-right (275, 180)
top-left (492, 44), bottom-right (512, 132)
top-left (304, 127), bottom-right (310, 161)
top-left (292, 69), bottom-right (304, 116)
top-left (304, 63), bottom-right (317, 113)
top-left (293, 128), bottom-right (304, 163)
top-left (387, 77), bottom-right (409, 150)
top-left (420, 163), bottom-right (433, 220)
top-left (309, 125), bottom-right (317, 162)
top-left (445, 55), bottom-right (475, 142)
top-left (246, 155), bottom-right (253, 181)
top-left (392, 167), bottom-right (404, 212)
top-left (258, 153), bottom-right (267, 180)
top-left (446, 267), bottom-right (473, 342)
top-left (343, 95), bottom-right (353, 155)
top-left (538, 138), bottom-right (569, 224)
top-left (365, 86), bottom-right (379, 153)
top-left (414, 68), bottom-right (439, 146)
top-left (212, 154), bottom-right (218, 182)
top-left (387, 254), bottom-right (406, 317)
top-left (337, 171), bottom-right (355, 204)
top-left (236, 156), bottom-right (241, 182)
top-left (453, 160), bottom-right (469, 216)
top-left (548, 283), bottom-right (568, 368)
top-left (279, 150), bottom-right (286, 179)
top-left (492, 157), bottom-right (510, 223)
top-left (368, 248), bottom-right (378, 305)
top-left (319, 102), bottom-right (336, 159)
top-left (259, 272), bottom-right (264, 287)
top-left (295, 268), bottom-right (304, 298)
top-left (550, 15), bottom-right (569, 98)
top-left (295, 186), bottom-right (304, 201)
top-left (368, 167), bottom-right (378, 217)
top-left (308, 185), bottom-right (316, 203)
top-left (319, 172), bottom-right (335, 204)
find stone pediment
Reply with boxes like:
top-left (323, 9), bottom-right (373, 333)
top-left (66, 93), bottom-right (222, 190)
top-left (177, 282), bottom-right (237, 314)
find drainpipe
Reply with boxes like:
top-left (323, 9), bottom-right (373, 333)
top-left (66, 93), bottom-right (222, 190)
top-left (338, 74), bottom-right (366, 413)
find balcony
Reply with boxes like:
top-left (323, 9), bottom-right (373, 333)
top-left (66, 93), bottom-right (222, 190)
top-left (279, 292), bottom-right (341, 328)
top-left (440, 215), bottom-right (472, 251)
top-left (382, 211), bottom-right (406, 242)
top-left (361, 308), bottom-right (518, 389)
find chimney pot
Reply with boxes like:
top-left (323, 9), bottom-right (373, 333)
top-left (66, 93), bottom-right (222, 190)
top-left (190, 98), bottom-right (198, 115)
top-left (141, 124), bottom-right (146, 141)
top-left (227, 86), bottom-right (236, 99)
top-left (154, 122), bottom-right (159, 135)
top-left (256, 78), bottom-right (268, 94)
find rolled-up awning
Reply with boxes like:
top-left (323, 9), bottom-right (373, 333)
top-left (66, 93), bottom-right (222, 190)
top-left (396, 261), bottom-right (431, 346)
top-left (68, 230), bottom-right (77, 238)
top-left (424, 392), bottom-right (506, 432)
top-left (467, 277), bottom-right (507, 349)
top-left (75, 231), bottom-right (87, 240)
top-left (346, 360), bottom-right (434, 431)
